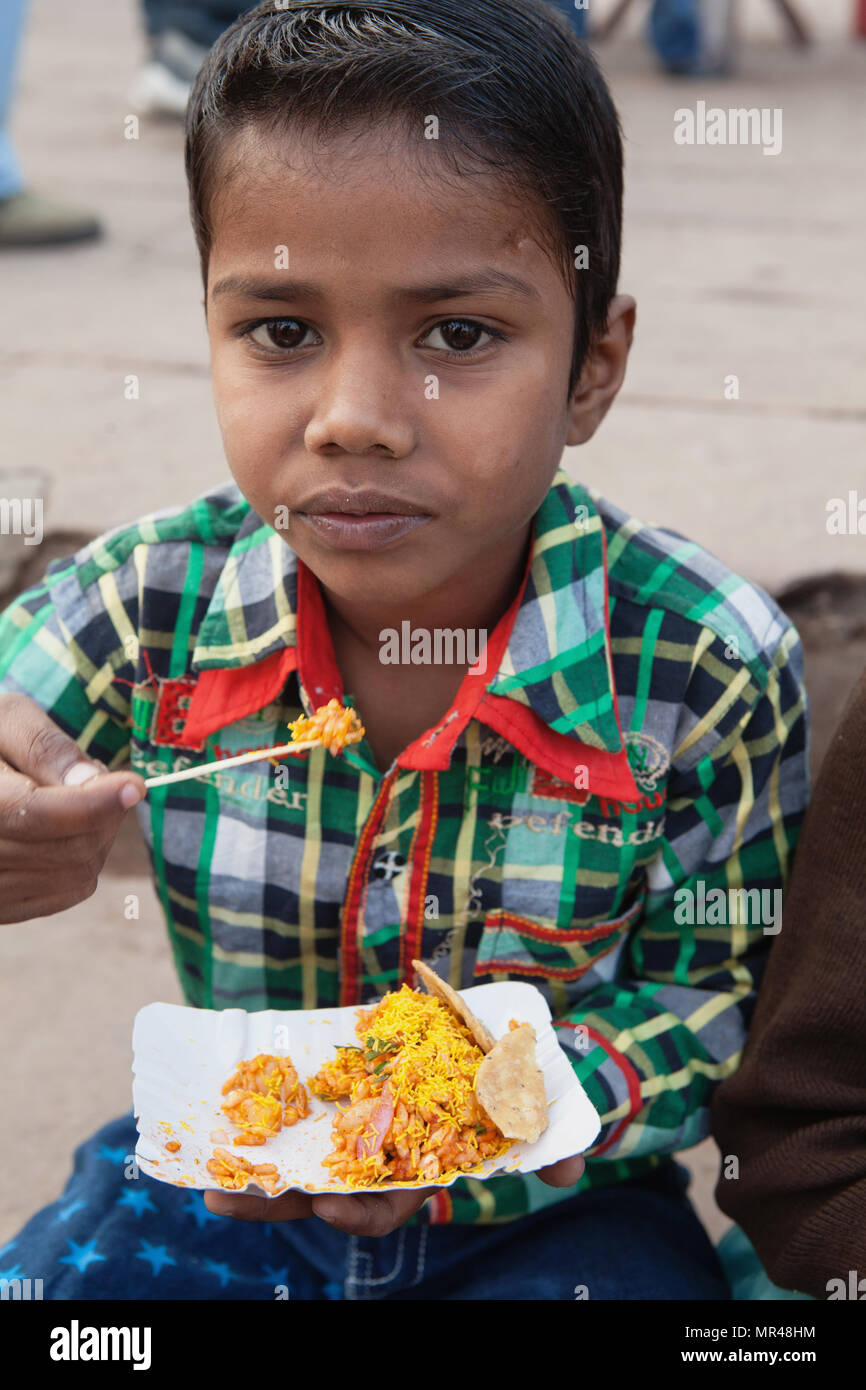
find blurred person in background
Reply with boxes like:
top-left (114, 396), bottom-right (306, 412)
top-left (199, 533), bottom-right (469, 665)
top-left (0, 0), bottom-right (101, 247)
top-left (126, 0), bottom-right (738, 126)
top-left (130, 0), bottom-right (252, 115)
top-left (129, 0), bottom-right (590, 119)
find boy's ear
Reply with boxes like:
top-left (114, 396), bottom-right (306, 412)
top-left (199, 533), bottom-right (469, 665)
top-left (565, 295), bottom-right (636, 446)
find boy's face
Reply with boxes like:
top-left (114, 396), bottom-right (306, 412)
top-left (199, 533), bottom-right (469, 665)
top-left (204, 122), bottom-right (632, 613)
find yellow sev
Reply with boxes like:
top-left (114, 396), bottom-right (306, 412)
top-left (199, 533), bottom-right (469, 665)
top-left (286, 699), bottom-right (364, 756)
top-left (309, 984), bottom-right (512, 1186)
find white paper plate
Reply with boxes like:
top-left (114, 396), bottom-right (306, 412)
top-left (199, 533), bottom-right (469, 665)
top-left (132, 982), bottom-right (601, 1198)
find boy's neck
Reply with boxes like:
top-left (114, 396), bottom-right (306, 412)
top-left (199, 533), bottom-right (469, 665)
top-left (320, 521), bottom-right (533, 664)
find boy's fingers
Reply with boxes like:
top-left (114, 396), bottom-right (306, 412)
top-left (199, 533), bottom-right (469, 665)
top-left (536, 1155), bottom-right (585, 1187)
top-left (311, 1187), bottom-right (434, 1236)
top-left (202, 1188), bottom-right (315, 1222)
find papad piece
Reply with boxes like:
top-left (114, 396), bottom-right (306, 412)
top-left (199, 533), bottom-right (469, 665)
top-left (475, 1023), bottom-right (548, 1143)
top-left (412, 958), bottom-right (496, 1054)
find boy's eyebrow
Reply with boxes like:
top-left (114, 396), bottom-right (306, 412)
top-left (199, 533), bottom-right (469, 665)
top-left (210, 269), bottom-right (541, 305)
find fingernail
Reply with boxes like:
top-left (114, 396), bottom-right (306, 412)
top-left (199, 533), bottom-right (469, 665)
top-left (120, 782), bottom-right (145, 809)
top-left (63, 762), bottom-right (100, 786)
top-left (313, 1200), bottom-right (340, 1224)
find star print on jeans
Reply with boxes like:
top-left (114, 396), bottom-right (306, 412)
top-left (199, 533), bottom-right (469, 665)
top-left (55, 1199), bottom-right (88, 1223)
top-left (135, 1241), bottom-right (177, 1276)
top-left (202, 1258), bottom-right (237, 1288)
top-left (58, 1238), bottom-right (106, 1274)
top-left (183, 1194), bottom-right (223, 1228)
top-left (117, 1188), bottom-right (158, 1219)
top-left (96, 1145), bottom-right (129, 1164)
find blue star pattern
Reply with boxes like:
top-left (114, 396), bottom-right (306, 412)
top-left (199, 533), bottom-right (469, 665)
top-left (55, 1200), bottom-right (88, 1223)
top-left (96, 1145), bottom-right (129, 1165)
top-left (183, 1194), bottom-right (222, 1228)
top-left (1, 1118), bottom-right (424, 1298)
top-left (202, 1259), bottom-right (238, 1288)
top-left (117, 1188), bottom-right (158, 1219)
top-left (58, 1239), bottom-right (106, 1274)
top-left (135, 1241), bottom-right (177, 1276)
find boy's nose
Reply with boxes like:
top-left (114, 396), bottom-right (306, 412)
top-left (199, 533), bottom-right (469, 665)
top-left (303, 356), bottom-right (415, 460)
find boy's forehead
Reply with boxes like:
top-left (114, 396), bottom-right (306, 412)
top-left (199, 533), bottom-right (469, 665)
top-left (208, 122), bottom-right (560, 288)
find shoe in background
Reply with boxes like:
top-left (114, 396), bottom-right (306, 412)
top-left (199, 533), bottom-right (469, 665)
top-left (128, 28), bottom-right (209, 118)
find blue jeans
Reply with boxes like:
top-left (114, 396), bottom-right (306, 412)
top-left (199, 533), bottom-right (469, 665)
top-left (141, 0), bottom-right (251, 47)
top-left (543, 1), bottom-right (589, 38)
top-left (141, 2), bottom-right (590, 48)
top-left (0, 0), bottom-right (27, 200)
top-left (0, 1112), bottom-right (729, 1300)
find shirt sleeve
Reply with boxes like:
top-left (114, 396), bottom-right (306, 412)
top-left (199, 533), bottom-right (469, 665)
top-left (554, 618), bottom-right (809, 1161)
top-left (0, 542), bottom-right (138, 768)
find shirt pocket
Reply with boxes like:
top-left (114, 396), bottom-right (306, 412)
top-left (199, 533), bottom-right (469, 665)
top-left (473, 888), bottom-right (646, 984)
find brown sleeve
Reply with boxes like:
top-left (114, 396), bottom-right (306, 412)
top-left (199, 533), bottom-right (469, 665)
top-left (711, 665), bottom-right (866, 1300)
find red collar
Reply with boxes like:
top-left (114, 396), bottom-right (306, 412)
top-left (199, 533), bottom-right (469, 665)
top-left (182, 533), bottom-right (639, 801)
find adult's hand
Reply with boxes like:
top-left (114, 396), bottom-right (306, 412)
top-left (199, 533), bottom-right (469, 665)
top-left (0, 693), bottom-right (146, 923)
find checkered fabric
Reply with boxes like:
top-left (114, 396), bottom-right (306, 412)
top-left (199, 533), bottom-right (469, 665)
top-left (0, 466), bottom-right (809, 1224)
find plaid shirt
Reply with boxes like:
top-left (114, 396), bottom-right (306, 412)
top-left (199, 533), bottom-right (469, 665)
top-left (0, 466), bottom-right (809, 1225)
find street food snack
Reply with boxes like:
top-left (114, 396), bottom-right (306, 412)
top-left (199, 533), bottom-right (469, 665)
top-left (412, 958), bottom-right (496, 1054)
top-left (219, 1053), bottom-right (309, 1146)
top-left (475, 1021), bottom-right (548, 1144)
top-left (286, 698), bottom-right (364, 756)
top-left (308, 981), bottom-right (540, 1186)
top-left (206, 1147), bottom-right (285, 1196)
top-left (413, 960), bottom-right (549, 1145)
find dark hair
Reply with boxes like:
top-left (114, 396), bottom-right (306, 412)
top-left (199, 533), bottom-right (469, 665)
top-left (184, 0), bottom-right (623, 394)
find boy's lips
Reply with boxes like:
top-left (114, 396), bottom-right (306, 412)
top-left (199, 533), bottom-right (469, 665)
top-left (294, 487), bottom-right (433, 551)
top-left (297, 512), bottom-right (431, 550)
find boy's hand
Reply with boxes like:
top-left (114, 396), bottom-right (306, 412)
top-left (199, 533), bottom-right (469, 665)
top-left (204, 1184), bottom-right (434, 1236)
top-left (203, 1155), bottom-right (586, 1233)
top-left (0, 693), bottom-right (147, 923)
top-left (537, 1155), bottom-right (585, 1186)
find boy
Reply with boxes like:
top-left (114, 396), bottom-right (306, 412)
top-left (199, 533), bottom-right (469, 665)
top-left (0, 0), bottom-right (808, 1300)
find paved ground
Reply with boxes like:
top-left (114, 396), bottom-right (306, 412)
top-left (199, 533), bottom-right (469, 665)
top-left (1, 0), bottom-right (865, 1262)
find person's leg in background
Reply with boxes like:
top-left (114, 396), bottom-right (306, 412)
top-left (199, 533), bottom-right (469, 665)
top-left (130, 1), bottom-right (254, 116)
top-left (0, 0), bottom-right (101, 247)
top-left (0, 0), bottom-right (27, 204)
top-left (649, 0), bottom-right (736, 76)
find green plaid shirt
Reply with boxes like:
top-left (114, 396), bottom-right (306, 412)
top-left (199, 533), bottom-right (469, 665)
top-left (0, 466), bottom-right (808, 1225)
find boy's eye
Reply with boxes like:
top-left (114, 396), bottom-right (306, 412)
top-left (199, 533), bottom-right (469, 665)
top-left (247, 318), bottom-right (313, 352)
top-left (420, 318), bottom-right (503, 358)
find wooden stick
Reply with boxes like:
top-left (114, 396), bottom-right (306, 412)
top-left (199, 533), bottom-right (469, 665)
top-left (144, 733), bottom-right (363, 790)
